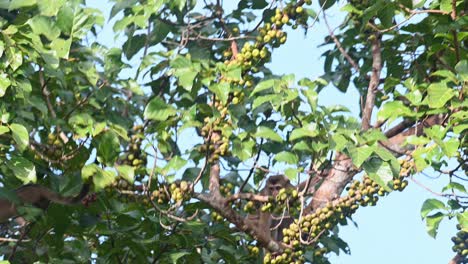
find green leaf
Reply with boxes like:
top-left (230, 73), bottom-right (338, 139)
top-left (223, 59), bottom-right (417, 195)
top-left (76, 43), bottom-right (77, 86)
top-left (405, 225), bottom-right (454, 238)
top-left (457, 211), bottom-right (468, 230)
top-left (0, 73), bottom-right (11, 97)
top-left (303, 88), bottom-right (318, 111)
top-left (232, 139), bottom-right (254, 161)
top-left (144, 97), bottom-right (177, 121)
top-left (284, 167), bottom-right (299, 181)
top-left (96, 131), bottom-right (120, 165)
top-left (347, 145), bottom-right (374, 168)
top-left (50, 38), bottom-right (71, 59)
top-left (442, 182), bottom-right (467, 193)
top-left (162, 156), bottom-right (187, 175)
top-left (116, 165), bottom-right (135, 184)
top-left (170, 56), bottom-right (200, 91)
top-left (123, 34), bottom-right (146, 60)
top-left (455, 60), bottom-right (468, 81)
top-left (0, 126), bottom-right (9, 135)
top-left (405, 135), bottom-right (430, 145)
top-left (28, 16), bottom-right (61, 41)
top-left (169, 251), bottom-right (191, 264)
top-left (82, 164), bottom-right (116, 191)
top-left (251, 79), bottom-right (275, 96)
top-left (425, 212), bottom-right (444, 238)
top-left (274, 151), bottom-right (298, 164)
top-left (38, 0), bottom-right (65, 16)
top-left (440, 138), bottom-right (459, 157)
top-left (222, 64), bottom-right (242, 81)
top-left (6, 156), bottom-right (36, 183)
top-left (208, 82), bottom-right (230, 105)
top-left (69, 113), bottom-right (94, 138)
top-left (254, 126), bottom-right (282, 142)
top-left (377, 101), bottom-right (413, 123)
top-left (9, 0), bottom-right (36, 10)
top-left (290, 123), bottom-right (319, 140)
top-left (10, 123), bottom-right (29, 151)
top-left (421, 199), bottom-right (446, 219)
top-left (252, 94), bottom-right (281, 110)
top-left (426, 83), bottom-right (455, 108)
top-left (362, 159), bottom-right (393, 192)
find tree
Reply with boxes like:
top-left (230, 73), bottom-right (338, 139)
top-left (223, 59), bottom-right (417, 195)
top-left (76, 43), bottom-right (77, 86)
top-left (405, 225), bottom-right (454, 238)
top-left (0, 0), bottom-right (466, 263)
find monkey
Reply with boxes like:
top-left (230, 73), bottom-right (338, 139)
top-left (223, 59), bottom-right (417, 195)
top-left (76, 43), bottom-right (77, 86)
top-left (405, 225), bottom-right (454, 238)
top-left (0, 183), bottom-right (90, 226)
top-left (257, 175), bottom-right (295, 241)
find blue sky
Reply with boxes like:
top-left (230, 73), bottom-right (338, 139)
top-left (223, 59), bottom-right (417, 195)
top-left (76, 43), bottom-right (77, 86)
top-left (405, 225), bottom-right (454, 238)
top-left (87, 1), bottom-right (456, 263)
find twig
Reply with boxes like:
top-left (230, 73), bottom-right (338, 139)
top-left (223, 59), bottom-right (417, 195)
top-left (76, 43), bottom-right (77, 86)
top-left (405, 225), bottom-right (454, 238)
top-left (225, 192), bottom-right (270, 203)
top-left (323, 13), bottom-right (359, 72)
top-left (361, 32), bottom-right (382, 130)
top-left (0, 237), bottom-right (31, 242)
top-left (238, 139), bottom-right (264, 193)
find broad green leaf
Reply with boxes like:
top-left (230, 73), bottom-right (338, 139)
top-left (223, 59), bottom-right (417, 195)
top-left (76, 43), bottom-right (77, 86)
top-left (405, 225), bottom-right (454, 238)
top-left (425, 212), bottom-right (444, 238)
top-left (123, 34), bottom-right (146, 60)
top-left (50, 38), bottom-right (71, 59)
top-left (96, 131), bottom-right (120, 165)
top-left (69, 113), bottom-right (94, 138)
top-left (144, 97), bottom-right (177, 121)
top-left (347, 145), bottom-right (374, 168)
top-left (222, 64), bottom-right (242, 81)
top-left (251, 79), bottom-right (275, 96)
top-left (6, 156), bottom-right (36, 183)
top-left (252, 94), bottom-right (281, 110)
top-left (303, 88), bottom-right (318, 111)
top-left (208, 82), bottom-right (230, 105)
top-left (442, 182), bottom-right (467, 193)
top-left (421, 199), bottom-right (446, 219)
top-left (431, 70), bottom-right (458, 84)
top-left (290, 123), bottom-right (319, 140)
top-left (10, 123), bottom-right (29, 151)
top-left (284, 167), bottom-right (300, 181)
top-left (426, 83), bottom-right (455, 108)
top-left (38, 0), bottom-right (65, 16)
top-left (170, 251), bottom-right (191, 264)
top-left (457, 211), bottom-right (468, 230)
top-left (0, 126), bottom-right (9, 135)
top-left (0, 73), bottom-right (11, 97)
top-left (9, 0), bottom-right (36, 10)
top-left (440, 138), bottom-right (459, 157)
top-left (362, 159), bottom-right (393, 192)
top-left (232, 139), bottom-right (254, 161)
top-left (116, 165), bottom-right (135, 184)
top-left (377, 101), bottom-right (413, 123)
top-left (405, 135), bottom-right (430, 145)
top-left (170, 56), bottom-right (200, 91)
top-left (109, 123), bottom-right (129, 141)
top-left (28, 16), bottom-right (61, 41)
top-left (6, 47), bottom-right (22, 71)
top-left (455, 60), bottom-right (468, 81)
top-left (405, 89), bottom-right (423, 105)
top-left (254, 126), bottom-right (282, 142)
top-left (330, 134), bottom-right (348, 152)
top-left (162, 156), bottom-right (188, 175)
top-left (274, 151), bottom-right (298, 164)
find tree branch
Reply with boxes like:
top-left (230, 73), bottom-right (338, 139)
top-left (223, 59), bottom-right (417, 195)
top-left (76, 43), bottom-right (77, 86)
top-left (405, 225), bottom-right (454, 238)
top-left (362, 33), bottom-right (382, 130)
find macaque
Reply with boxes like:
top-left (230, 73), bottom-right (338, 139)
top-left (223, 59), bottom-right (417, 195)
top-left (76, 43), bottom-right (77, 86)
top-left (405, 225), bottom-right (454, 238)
top-left (0, 183), bottom-right (90, 226)
top-left (259, 175), bottom-right (294, 241)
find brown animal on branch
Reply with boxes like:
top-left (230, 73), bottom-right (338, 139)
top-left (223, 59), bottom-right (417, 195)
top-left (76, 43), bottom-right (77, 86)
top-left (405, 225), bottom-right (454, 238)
top-left (0, 183), bottom-right (90, 226)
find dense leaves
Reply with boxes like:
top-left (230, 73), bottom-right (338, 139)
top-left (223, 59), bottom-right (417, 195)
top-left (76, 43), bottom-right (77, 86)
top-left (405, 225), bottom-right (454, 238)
top-left (0, 0), bottom-right (466, 263)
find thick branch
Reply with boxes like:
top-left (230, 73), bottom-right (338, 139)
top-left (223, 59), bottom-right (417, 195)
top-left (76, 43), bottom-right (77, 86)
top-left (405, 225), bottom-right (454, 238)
top-left (361, 34), bottom-right (382, 130)
top-left (310, 153), bottom-right (356, 210)
top-left (195, 193), bottom-right (283, 252)
top-left (209, 162), bottom-right (220, 194)
top-left (310, 114), bottom-right (447, 210)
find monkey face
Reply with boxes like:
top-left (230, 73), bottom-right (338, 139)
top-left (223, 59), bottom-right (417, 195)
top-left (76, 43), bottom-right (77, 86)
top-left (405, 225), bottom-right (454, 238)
top-left (265, 175), bottom-right (291, 197)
